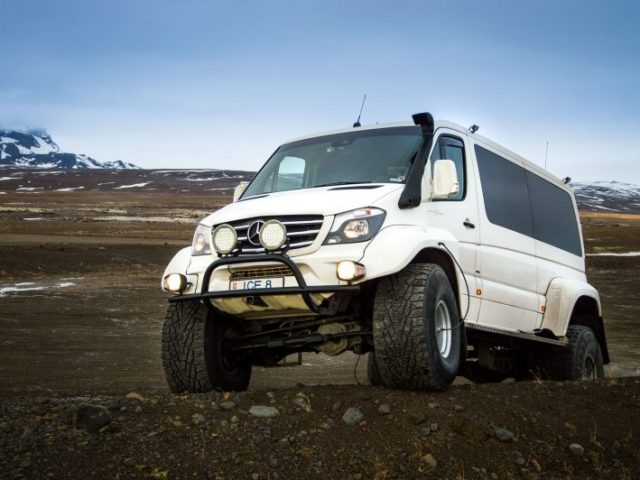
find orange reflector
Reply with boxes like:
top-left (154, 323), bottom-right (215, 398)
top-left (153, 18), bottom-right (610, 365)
top-left (476, 289), bottom-right (482, 296)
top-left (541, 305), bottom-right (546, 313)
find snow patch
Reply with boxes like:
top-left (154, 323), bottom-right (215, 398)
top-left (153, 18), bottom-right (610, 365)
top-left (94, 215), bottom-right (194, 224)
top-left (0, 280), bottom-right (76, 296)
top-left (113, 182), bottom-right (152, 189)
top-left (587, 251), bottom-right (640, 257)
top-left (55, 186), bottom-right (85, 192)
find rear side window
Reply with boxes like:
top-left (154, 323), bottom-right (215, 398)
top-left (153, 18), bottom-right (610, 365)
top-left (474, 145), bottom-right (533, 237)
top-left (526, 172), bottom-right (582, 256)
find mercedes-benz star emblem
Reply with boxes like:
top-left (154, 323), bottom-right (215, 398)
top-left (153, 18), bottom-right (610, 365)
top-left (247, 220), bottom-right (264, 246)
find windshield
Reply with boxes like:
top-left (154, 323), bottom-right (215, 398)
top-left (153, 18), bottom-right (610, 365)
top-left (243, 126), bottom-right (422, 198)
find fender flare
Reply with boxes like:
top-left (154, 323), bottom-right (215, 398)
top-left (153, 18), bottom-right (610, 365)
top-left (540, 277), bottom-right (602, 337)
top-left (360, 224), bottom-right (469, 316)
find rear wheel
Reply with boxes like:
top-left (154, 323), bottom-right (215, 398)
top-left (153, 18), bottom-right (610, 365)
top-left (538, 325), bottom-right (604, 380)
top-left (162, 300), bottom-right (251, 393)
top-left (372, 263), bottom-right (461, 391)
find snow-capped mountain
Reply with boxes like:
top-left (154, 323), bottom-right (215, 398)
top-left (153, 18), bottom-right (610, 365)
top-left (572, 181), bottom-right (640, 213)
top-left (0, 130), bottom-right (138, 169)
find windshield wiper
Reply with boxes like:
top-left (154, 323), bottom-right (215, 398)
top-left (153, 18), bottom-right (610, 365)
top-left (314, 181), bottom-right (373, 188)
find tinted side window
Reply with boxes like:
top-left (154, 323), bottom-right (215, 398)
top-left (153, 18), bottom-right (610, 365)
top-left (526, 172), bottom-right (582, 256)
top-left (475, 145), bottom-right (533, 237)
top-left (431, 136), bottom-right (465, 201)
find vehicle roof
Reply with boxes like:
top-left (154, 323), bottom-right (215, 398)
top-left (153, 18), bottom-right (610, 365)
top-left (283, 119), bottom-right (569, 192)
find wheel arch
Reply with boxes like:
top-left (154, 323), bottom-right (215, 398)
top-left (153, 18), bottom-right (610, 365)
top-left (569, 296), bottom-right (610, 364)
top-left (410, 247), bottom-right (459, 309)
top-left (540, 277), bottom-right (609, 364)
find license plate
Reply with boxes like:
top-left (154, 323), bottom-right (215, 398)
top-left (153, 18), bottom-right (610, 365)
top-left (229, 277), bottom-right (285, 291)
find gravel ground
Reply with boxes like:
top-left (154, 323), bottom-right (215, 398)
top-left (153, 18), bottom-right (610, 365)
top-left (1, 379), bottom-right (639, 479)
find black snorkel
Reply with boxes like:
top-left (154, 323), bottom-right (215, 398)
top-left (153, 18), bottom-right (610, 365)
top-left (398, 112), bottom-right (435, 209)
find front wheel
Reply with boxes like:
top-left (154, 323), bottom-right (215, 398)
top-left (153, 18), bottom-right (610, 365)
top-left (161, 300), bottom-right (251, 393)
top-left (372, 263), bottom-right (461, 391)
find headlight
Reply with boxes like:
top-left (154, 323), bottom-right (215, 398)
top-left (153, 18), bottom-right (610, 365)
top-left (192, 224), bottom-right (213, 256)
top-left (212, 224), bottom-right (238, 255)
top-left (259, 219), bottom-right (287, 251)
top-left (163, 273), bottom-right (187, 293)
top-left (324, 207), bottom-right (386, 245)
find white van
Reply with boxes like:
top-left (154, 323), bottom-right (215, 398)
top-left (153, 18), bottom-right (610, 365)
top-left (161, 113), bottom-right (609, 392)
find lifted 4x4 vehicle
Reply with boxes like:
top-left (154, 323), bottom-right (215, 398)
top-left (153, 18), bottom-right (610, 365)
top-left (161, 113), bottom-right (609, 393)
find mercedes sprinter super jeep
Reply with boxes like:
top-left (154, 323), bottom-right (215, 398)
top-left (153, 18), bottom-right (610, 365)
top-left (161, 112), bottom-right (609, 392)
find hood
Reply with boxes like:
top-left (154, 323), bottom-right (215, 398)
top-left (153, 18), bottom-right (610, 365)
top-left (200, 184), bottom-right (403, 226)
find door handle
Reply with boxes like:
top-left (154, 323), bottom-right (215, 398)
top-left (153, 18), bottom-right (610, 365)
top-left (463, 219), bottom-right (475, 229)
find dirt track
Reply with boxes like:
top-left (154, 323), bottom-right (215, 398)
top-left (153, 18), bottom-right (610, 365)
top-left (1, 169), bottom-right (639, 478)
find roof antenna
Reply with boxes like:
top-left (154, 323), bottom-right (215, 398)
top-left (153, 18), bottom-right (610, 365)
top-left (353, 94), bottom-right (367, 127)
top-left (545, 141), bottom-right (549, 169)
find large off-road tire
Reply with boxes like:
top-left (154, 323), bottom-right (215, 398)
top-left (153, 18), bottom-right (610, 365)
top-left (161, 300), bottom-right (251, 393)
top-left (366, 353), bottom-right (383, 386)
top-left (537, 325), bottom-right (604, 381)
top-left (372, 263), bottom-right (461, 391)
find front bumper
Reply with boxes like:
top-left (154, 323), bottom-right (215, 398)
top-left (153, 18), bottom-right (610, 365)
top-left (168, 253), bottom-right (360, 313)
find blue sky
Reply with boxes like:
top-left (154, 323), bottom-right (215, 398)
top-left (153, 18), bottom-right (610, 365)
top-left (2, 0), bottom-right (639, 182)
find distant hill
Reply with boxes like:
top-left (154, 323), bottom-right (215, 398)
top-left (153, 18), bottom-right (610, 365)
top-left (0, 162), bottom-right (638, 214)
top-left (0, 130), bottom-right (138, 169)
top-left (572, 181), bottom-right (640, 213)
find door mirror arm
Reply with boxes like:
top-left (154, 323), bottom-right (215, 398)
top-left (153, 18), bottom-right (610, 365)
top-left (233, 182), bottom-right (249, 202)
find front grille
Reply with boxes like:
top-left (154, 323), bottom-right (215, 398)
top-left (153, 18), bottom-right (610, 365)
top-left (229, 265), bottom-right (294, 280)
top-left (217, 215), bottom-right (324, 255)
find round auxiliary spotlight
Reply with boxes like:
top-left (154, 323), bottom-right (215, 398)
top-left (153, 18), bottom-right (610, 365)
top-left (212, 224), bottom-right (237, 254)
top-left (259, 219), bottom-right (287, 251)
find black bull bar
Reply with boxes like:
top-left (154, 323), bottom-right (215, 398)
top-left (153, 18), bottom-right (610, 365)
top-left (167, 254), bottom-right (360, 313)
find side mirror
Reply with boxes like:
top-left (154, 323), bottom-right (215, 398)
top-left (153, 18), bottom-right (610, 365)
top-left (233, 182), bottom-right (249, 202)
top-left (432, 160), bottom-right (459, 199)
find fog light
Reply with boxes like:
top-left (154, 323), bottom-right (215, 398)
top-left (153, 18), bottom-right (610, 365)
top-left (336, 261), bottom-right (366, 281)
top-left (163, 273), bottom-right (187, 292)
top-left (212, 224), bottom-right (237, 254)
top-left (259, 220), bottom-right (287, 251)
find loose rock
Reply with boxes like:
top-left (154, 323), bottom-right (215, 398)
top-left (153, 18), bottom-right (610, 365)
top-left (191, 413), bottom-right (205, 425)
top-left (74, 404), bottom-right (112, 432)
top-left (378, 403), bottom-right (391, 415)
top-left (219, 401), bottom-right (236, 411)
top-left (421, 453), bottom-right (438, 469)
top-left (494, 427), bottom-right (514, 442)
top-left (125, 392), bottom-right (145, 402)
top-left (569, 443), bottom-right (584, 456)
top-left (249, 406), bottom-right (280, 418)
top-left (342, 407), bottom-right (364, 425)
top-left (409, 412), bottom-right (427, 425)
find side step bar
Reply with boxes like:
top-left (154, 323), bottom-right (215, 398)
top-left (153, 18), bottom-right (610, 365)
top-left (466, 323), bottom-right (568, 347)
